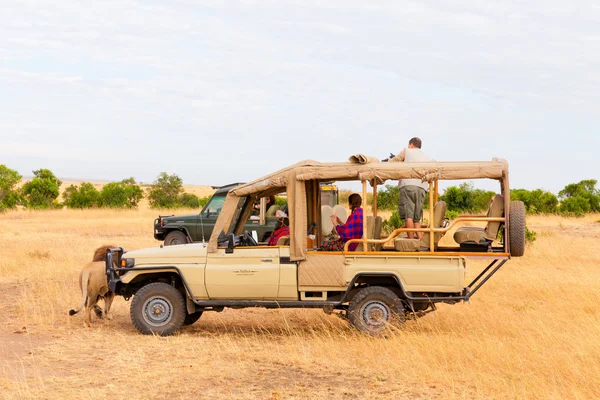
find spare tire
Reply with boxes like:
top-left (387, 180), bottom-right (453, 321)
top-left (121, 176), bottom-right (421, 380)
top-left (509, 200), bottom-right (526, 257)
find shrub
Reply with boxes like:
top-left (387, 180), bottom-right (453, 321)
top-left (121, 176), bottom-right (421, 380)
top-left (441, 182), bottom-right (494, 213)
top-left (62, 182), bottom-right (100, 209)
top-left (558, 179), bottom-right (600, 216)
top-left (526, 226), bottom-right (537, 243)
top-left (445, 210), bottom-right (460, 220)
top-left (274, 196), bottom-right (287, 208)
top-left (99, 178), bottom-right (144, 208)
top-left (147, 173), bottom-right (184, 209)
top-left (377, 185), bottom-right (399, 211)
top-left (179, 193), bottom-right (202, 208)
top-left (382, 210), bottom-right (405, 235)
top-left (0, 165), bottom-right (22, 211)
top-left (511, 188), bottom-right (558, 214)
top-left (20, 168), bottom-right (62, 209)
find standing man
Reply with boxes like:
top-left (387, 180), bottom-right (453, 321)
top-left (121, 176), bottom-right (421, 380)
top-left (388, 137), bottom-right (433, 240)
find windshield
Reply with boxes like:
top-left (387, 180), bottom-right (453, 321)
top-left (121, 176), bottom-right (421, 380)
top-left (202, 195), bottom-right (226, 215)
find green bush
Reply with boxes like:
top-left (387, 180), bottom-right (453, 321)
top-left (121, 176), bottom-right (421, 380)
top-left (179, 193), bottom-right (202, 208)
top-left (558, 179), bottom-right (600, 216)
top-left (99, 178), bottom-right (144, 208)
top-left (382, 210), bottom-right (405, 235)
top-left (441, 183), bottom-right (494, 213)
top-left (275, 196), bottom-right (287, 208)
top-left (147, 173), bottom-right (184, 209)
top-left (377, 184), bottom-right (399, 211)
top-left (526, 226), bottom-right (537, 243)
top-left (20, 168), bottom-right (62, 209)
top-left (62, 182), bottom-right (100, 209)
top-left (511, 188), bottom-right (558, 214)
top-left (445, 210), bottom-right (460, 220)
top-left (0, 165), bottom-right (22, 211)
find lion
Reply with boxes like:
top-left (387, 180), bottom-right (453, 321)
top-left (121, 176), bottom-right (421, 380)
top-left (69, 245), bottom-right (118, 328)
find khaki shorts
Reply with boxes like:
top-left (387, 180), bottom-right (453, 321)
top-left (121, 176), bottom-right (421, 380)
top-left (399, 186), bottom-right (427, 221)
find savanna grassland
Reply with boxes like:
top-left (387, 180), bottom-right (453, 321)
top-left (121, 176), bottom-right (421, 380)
top-left (1, 184), bottom-right (600, 400)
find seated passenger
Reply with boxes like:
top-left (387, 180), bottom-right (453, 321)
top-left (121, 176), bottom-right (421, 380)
top-left (318, 193), bottom-right (363, 251)
top-left (267, 217), bottom-right (290, 246)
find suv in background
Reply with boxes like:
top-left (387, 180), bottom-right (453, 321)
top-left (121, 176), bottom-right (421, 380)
top-left (154, 183), bottom-right (281, 245)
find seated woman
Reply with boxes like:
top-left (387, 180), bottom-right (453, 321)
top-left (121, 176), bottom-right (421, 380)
top-left (267, 217), bottom-right (290, 246)
top-left (319, 193), bottom-right (363, 251)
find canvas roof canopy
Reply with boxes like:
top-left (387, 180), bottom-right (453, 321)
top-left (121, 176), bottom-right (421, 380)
top-left (207, 157), bottom-right (508, 261)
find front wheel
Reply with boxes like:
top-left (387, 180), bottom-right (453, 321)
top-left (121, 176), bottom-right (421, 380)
top-left (164, 231), bottom-right (188, 246)
top-left (347, 286), bottom-right (405, 335)
top-left (130, 283), bottom-right (186, 336)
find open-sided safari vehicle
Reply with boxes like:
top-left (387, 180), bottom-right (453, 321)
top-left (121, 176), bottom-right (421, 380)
top-left (106, 157), bottom-right (525, 336)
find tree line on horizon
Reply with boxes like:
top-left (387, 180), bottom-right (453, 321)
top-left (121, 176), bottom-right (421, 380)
top-left (0, 165), bottom-right (210, 211)
top-left (1, 164), bottom-right (599, 217)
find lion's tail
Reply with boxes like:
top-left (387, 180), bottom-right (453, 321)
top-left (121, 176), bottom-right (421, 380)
top-left (69, 269), bottom-right (91, 316)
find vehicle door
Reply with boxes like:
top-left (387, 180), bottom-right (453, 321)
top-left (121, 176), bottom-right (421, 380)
top-left (205, 246), bottom-right (280, 300)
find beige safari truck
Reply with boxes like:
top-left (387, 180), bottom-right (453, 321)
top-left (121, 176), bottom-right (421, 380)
top-left (106, 157), bottom-right (525, 336)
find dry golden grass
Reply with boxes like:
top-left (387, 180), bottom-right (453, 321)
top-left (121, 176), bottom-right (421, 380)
top-left (1, 205), bottom-right (599, 399)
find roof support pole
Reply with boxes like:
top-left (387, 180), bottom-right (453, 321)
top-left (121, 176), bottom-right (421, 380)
top-left (429, 181), bottom-right (435, 252)
top-left (372, 182), bottom-right (378, 217)
top-left (362, 180), bottom-right (368, 251)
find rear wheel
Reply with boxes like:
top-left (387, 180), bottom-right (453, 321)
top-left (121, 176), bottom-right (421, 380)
top-left (347, 286), bottom-right (405, 335)
top-left (509, 200), bottom-right (526, 257)
top-left (165, 231), bottom-right (187, 246)
top-left (130, 283), bottom-right (186, 336)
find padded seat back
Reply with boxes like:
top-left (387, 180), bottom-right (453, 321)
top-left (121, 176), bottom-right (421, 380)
top-left (266, 205), bottom-right (280, 217)
top-left (355, 216), bottom-right (383, 251)
top-left (484, 194), bottom-right (505, 240)
top-left (453, 194), bottom-right (505, 245)
top-left (419, 201), bottom-right (447, 248)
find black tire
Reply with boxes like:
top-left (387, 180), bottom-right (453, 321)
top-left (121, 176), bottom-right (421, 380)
top-left (347, 286), bottom-right (405, 335)
top-left (130, 282), bottom-right (186, 336)
top-left (509, 200), bottom-right (526, 257)
top-left (165, 231), bottom-right (187, 246)
top-left (182, 311), bottom-right (203, 326)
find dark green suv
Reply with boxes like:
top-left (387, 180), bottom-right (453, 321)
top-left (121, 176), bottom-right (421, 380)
top-left (154, 183), bottom-right (285, 246)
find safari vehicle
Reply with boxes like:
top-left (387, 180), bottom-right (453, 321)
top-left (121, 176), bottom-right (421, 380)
top-left (107, 156), bottom-right (525, 336)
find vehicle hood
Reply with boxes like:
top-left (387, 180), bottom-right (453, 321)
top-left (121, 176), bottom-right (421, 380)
top-left (125, 243), bottom-right (208, 265)
top-left (162, 214), bottom-right (198, 223)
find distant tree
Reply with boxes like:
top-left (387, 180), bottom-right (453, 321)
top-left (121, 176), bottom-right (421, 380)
top-left (440, 183), bottom-right (494, 213)
top-left (179, 193), bottom-right (202, 208)
top-left (558, 179), bottom-right (600, 216)
top-left (99, 178), bottom-right (144, 208)
top-left (147, 172), bottom-right (184, 209)
top-left (377, 184), bottom-right (400, 211)
top-left (20, 168), bottom-right (62, 209)
top-left (0, 165), bottom-right (22, 211)
top-left (62, 182), bottom-right (100, 209)
top-left (510, 189), bottom-right (558, 214)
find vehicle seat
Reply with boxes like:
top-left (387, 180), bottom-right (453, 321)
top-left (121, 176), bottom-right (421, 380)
top-left (266, 205), bottom-right (280, 217)
top-left (276, 235), bottom-right (290, 246)
top-left (355, 216), bottom-right (383, 251)
top-left (394, 201), bottom-right (447, 252)
top-left (453, 194), bottom-right (504, 245)
top-left (321, 205), bottom-right (335, 235)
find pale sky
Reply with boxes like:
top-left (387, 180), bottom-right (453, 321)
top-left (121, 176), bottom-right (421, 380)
top-left (1, 0), bottom-right (599, 194)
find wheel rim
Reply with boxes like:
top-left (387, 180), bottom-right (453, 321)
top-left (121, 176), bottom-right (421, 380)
top-left (360, 301), bottom-right (390, 328)
top-left (142, 296), bottom-right (173, 327)
top-left (171, 237), bottom-right (182, 245)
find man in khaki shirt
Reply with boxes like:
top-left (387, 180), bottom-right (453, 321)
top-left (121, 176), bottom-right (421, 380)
top-left (388, 137), bottom-right (433, 239)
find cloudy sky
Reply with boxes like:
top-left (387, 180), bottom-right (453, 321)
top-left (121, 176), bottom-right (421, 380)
top-left (1, 0), bottom-right (599, 193)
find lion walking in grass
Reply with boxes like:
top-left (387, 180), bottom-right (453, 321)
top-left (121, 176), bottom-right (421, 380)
top-left (69, 245), bottom-right (117, 327)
